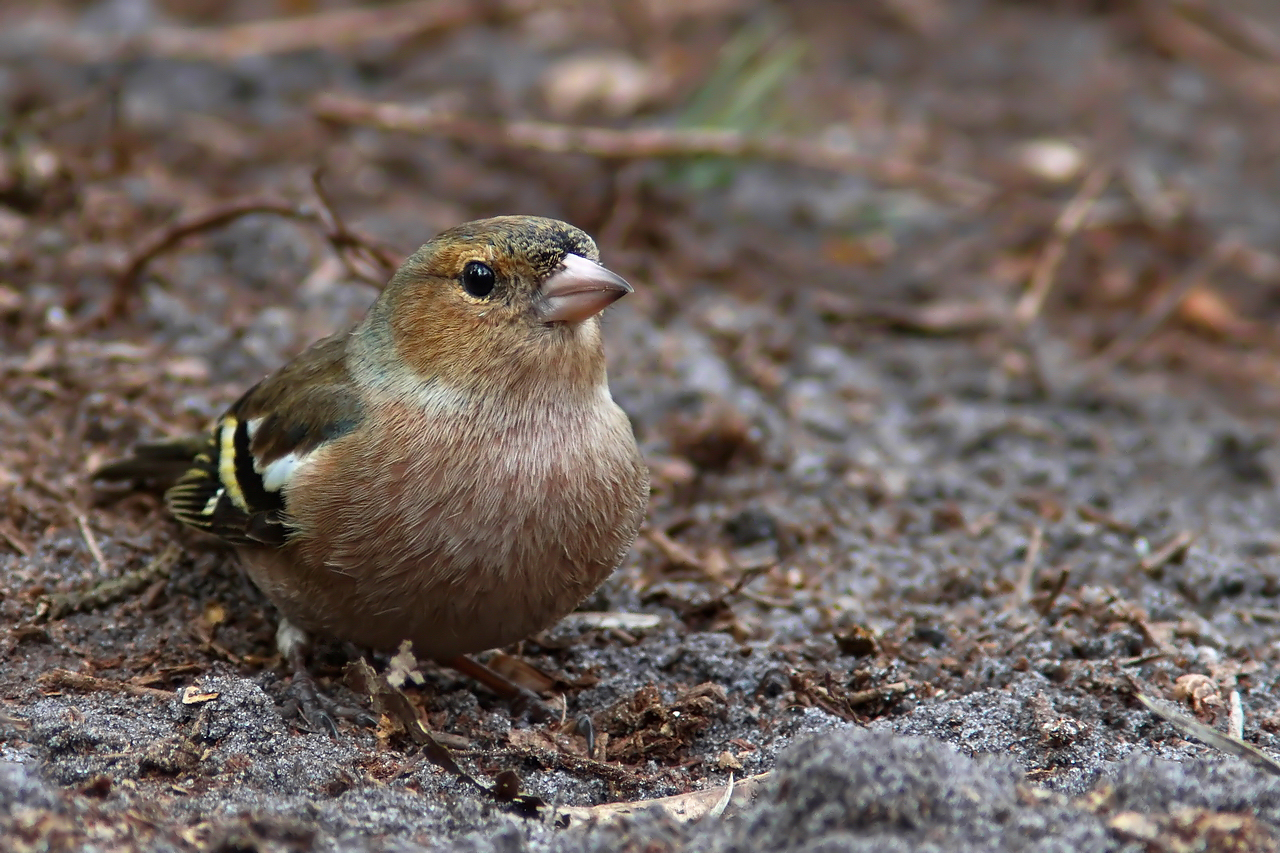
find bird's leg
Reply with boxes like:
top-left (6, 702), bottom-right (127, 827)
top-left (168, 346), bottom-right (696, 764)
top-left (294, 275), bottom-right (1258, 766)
top-left (446, 654), bottom-right (555, 722)
top-left (276, 620), bottom-right (373, 735)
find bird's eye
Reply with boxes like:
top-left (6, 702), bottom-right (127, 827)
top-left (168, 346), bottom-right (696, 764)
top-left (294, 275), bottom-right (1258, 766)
top-left (461, 261), bottom-right (496, 298)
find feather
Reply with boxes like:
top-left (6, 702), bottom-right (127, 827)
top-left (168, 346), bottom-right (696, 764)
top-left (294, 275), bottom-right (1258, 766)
top-left (95, 334), bottom-right (365, 549)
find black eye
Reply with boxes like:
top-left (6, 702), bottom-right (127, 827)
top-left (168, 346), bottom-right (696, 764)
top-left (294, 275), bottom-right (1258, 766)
top-left (461, 261), bottom-right (496, 298)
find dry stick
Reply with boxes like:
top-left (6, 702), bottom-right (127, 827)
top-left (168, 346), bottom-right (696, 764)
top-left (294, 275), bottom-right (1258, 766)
top-left (102, 186), bottom-right (400, 326)
top-left (309, 169), bottom-right (400, 286)
top-left (846, 681), bottom-right (909, 708)
top-left (1016, 525), bottom-right (1043, 605)
top-left (1134, 690), bottom-right (1280, 777)
top-left (106, 197), bottom-right (307, 323)
top-left (39, 668), bottom-right (174, 701)
top-left (12, 84), bottom-right (104, 135)
top-left (0, 520), bottom-right (32, 557)
top-left (34, 0), bottom-right (502, 64)
top-left (1167, 0), bottom-right (1280, 63)
top-left (311, 93), bottom-right (993, 206)
top-left (1002, 525), bottom-right (1043, 614)
top-left (1035, 567), bottom-right (1070, 619)
top-left (37, 542), bottom-right (182, 622)
top-left (1088, 240), bottom-right (1238, 372)
top-left (74, 513), bottom-right (110, 575)
top-left (1243, 607), bottom-right (1280, 624)
top-left (1076, 504), bottom-right (1139, 536)
top-left (1014, 167), bottom-right (1111, 326)
top-left (1139, 530), bottom-right (1196, 578)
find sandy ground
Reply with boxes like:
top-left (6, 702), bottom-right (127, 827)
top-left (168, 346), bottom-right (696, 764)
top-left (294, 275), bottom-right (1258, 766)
top-left (5, 1), bottom-right (1280, 851)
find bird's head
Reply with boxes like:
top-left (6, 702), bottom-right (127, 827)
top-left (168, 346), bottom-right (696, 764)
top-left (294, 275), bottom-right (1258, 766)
top-left (358, 216), bottom-right (633, 400)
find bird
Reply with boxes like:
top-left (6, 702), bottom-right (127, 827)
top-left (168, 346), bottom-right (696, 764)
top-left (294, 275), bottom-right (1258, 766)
top-left (95, 215), bottom-right (650, 730)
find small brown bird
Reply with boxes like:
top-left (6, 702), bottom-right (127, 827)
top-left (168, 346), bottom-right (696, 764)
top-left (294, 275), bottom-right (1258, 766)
top-left (97, 215), bottom-right (649, 726)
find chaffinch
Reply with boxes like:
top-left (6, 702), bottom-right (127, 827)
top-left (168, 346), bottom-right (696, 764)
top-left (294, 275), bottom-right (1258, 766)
top-left (97, 215), bottom-right (649, 725)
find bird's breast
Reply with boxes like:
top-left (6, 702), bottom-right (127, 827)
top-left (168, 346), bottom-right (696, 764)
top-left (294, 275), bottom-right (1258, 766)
top-left (266, 390), bottom-right (647, 655)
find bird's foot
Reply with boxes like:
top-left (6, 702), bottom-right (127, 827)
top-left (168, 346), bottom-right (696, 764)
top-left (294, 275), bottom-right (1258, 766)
top-left (278, 620), bottom-right (376, 736)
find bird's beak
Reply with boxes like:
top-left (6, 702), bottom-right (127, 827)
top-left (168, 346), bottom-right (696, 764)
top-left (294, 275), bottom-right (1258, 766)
top-left (536, 253), bottom-right (633, 324)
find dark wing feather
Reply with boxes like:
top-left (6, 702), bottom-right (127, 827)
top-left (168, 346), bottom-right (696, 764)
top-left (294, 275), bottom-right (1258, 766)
top-left (98, 334), bottom-right (364, 549)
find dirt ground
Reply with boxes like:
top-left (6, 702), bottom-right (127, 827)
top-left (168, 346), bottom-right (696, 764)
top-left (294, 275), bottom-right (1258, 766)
top-left (5, 1), bottom-right (1280, 851)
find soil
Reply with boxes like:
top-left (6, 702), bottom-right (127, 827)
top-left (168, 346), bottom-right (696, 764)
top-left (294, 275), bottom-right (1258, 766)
top-left (4, 1), bottom-right (1280, 851)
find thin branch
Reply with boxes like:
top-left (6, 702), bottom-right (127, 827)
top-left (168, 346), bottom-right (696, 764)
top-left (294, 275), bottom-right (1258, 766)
top-left (312, 93), bottom-right (993, 207)
top-left (1088, 239), bottom-right (1239, 372)
top-left (1138, 530), bottom-right (1196, 578)
top-left (309, 168), bottom-right (400, 285)
top-left (102, 197), bottom-right (306, 325)
top-left (1014, 525), bottom-right (1043, 607)
top-left (0, 520), bottom-right (32, 557)
top-left (38, 668), bottom-right (174, 701)
top-left (1133, 690), bottom-right (1280, 777)
top-left (1014, 166), bottom-right (1110, 326)
top-left (94, 181), bottom-right (402, 327)
top-left (23, 0), bottom-right (508, 64)
top-left (75, 513), bottom-right (110, 575)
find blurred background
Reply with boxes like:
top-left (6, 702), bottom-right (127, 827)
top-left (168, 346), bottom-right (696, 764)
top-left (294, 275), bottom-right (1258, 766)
top-left (3, 0), bottom-right (1279, 396)
top-left (7, 3), bottom-right (1280, 848)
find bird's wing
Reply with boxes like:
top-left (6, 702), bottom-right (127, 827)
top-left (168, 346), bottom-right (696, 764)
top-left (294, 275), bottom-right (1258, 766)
top-left (164, 334), bottom-right (365, 548)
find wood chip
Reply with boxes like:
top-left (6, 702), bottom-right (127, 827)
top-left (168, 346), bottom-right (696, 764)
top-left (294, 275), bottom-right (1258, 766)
top-left (39, 669), bottom-right (173, 700)
top-left (554, 771), bottom-right (770, 827)
top-left (559, 612), bottom-right (664, 632)
top-left (180, 686), bottom-right (220, 705)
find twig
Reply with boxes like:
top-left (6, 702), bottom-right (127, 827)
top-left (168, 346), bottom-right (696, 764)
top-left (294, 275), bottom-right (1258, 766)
top-left (312, 93), bottom-right (992, 206)
top-left (0, 519), bottom-right (32, 557)
top-left (9, 84), bottom-right (106, 135)
top-left (1241, 607), bottom-right (1280, 624)
top-left (26, 0), bottom-right (504, 64)
top-left (813, 292), bottom-right (1007, 336)
top-left (103, 197), bottom-right (306, 325)
top-left (309, 168), bottom-right (400, 286)
top-left (1134, 690), bottom-right (1280, 777)
top-left (1167, 0), bottom-right (1280, 63)
top-left (36, 542), bottom-right (182, 622)
top-left (1014, 167), bottom-right (1110, 326)
top-left (1140, 0), bottom-right (1280, 104)
top-left (1139, 530), bottom-right (1196, 578)
top-left (38, 668), bottom-right (174, 700)
top-left (559, 612), bottom-right (663, 632)
top-left (845, 681), bottom-right (909, 708)
top-left (1089, 237), bottom-right (1241, 373)
top-left (75, 513), bottom-right (110, 575)
top-left (1000, 524), bottom-right (1043, 614)
top-left (1119, 651), bottom-right (1168, 667)
top-left (1034, 567), bottom-right (1070, 619)
top-left (1229, 690), bottom-right (1244, 741)
top-left (1001, 624), bottom-right (1038, 657)
top-left (644, 529), bottom-right (706, 571)
top-left (95, 181), bottom-right (402, 327)
top-left (1013, 525), bottom-right (1043, 607)
top-left (345, 659), bottom-right (545, 816)
top-left (1077, 504), bottom-right (1138, 536)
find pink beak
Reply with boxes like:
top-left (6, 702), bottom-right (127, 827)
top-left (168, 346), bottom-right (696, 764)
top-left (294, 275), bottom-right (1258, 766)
top-left (536, 254), bottom-right (633, 324)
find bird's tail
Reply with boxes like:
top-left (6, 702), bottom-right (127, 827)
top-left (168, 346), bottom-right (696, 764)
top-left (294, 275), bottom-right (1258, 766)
top-left (93, 436), bottom-right (210, 487)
